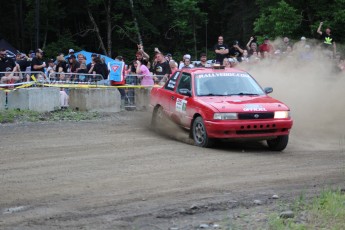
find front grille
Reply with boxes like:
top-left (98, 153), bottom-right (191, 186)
top-left (236, 129), bottom-right (277, 135)
top-left (238, 112), bottom-right (274, 120)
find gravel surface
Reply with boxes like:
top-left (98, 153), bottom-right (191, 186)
top-left (0, 110), bottom-right (344, 229)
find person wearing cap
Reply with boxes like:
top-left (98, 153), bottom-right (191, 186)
top-left (68, 49), bottom-right (75, 55)
top-left (165, 53), bottom-right (172, 61)
top-left (30, 48), bottom-right (47, 80)
top-left (178, 54), bottom-right (191, 69)
top-left (28, 50), bottom-right (35, 59)
top-left (181, 58), bottom-right (194, 69)
top-left (67, 55), bottom-right (80, 73)
top-left (292, 36), bottom-right (308, 54)
top-left (214, 36), bottom-right (229, 65)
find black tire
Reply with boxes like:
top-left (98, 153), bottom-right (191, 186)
top-left (267, 135), bottom-right (289, 151)
top-left (192, 116), bottom-right (214, 148)
top-left (151, 106), bottom-right (164, 132)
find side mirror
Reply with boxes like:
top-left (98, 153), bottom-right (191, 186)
top-left (178, 88), bottom-right (192, 97)
top-left (264, 87), bottom-right (273, 94)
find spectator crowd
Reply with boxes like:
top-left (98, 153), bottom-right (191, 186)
top-left (0, 21), bottom-right (343, 108)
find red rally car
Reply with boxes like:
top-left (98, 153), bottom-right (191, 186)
top-left (150, 67), bottom-right (293, 151)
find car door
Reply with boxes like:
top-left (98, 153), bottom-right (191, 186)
top-left (169, 72), bottom-right (193, 127)
top-left (161, 71), bottom-right (180, 118)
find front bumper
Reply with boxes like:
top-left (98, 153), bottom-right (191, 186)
top-left (204, 119), bottom-right (293, 139)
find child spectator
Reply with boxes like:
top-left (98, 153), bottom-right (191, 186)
top-left (46, 59), bottom-right (56, 80)
top-left (181, 58), bottom-right (194, 69)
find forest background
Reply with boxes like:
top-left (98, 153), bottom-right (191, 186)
top-left (1, 0), bottom-right (344, 61)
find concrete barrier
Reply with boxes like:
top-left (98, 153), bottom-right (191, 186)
top-left (69, 88), bottom-right (121, 112)
top-left (135, 87), bottom-right (152, 111)
top-left (7, 87), bottom-right (60, 112)
top-left (0, 90), bottom-right (6, 110)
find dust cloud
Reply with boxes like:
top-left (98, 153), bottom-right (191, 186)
top-left (240, 41), bottom-right (345, 150)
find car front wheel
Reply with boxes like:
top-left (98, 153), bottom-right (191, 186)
top-left (192, 116), bottom-right (214, 148)
top-left (267, 135), bottom-right (289, 151)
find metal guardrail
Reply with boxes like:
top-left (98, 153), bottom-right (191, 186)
top-left (48, 72), bottom-right (104, 84)
top-left (0, 71), bottom-right (46, 87)
top-left (123, 74), bottom-right (165, 110)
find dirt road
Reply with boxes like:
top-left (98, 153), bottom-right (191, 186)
top-left (0, 111), bottom-right (344, 229)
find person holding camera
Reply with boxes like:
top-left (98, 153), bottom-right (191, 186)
top-left (229, 40), bottom-right (244, 62)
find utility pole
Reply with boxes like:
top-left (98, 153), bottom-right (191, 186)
top-left (35, 0), bottom-right (40, 49)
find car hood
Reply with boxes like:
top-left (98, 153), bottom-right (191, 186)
top-left (197, 96), bottom-right (289, 112)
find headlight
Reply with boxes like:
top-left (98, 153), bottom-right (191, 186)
top-left (274, 111), bottom-right (290, 119)
top-left (213, 113), bottom-right (238, 120)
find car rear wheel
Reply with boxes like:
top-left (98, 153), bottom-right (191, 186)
top-left (151, 106), bottom-right (165, 132)
top-left (267, 135), bottom-right (289, 151)
top-left (192, 116), bottom-right (214, 148)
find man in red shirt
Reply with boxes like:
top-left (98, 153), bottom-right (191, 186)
top-left (259, 37), bottom-right (274, 57)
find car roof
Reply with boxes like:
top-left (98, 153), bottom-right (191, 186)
top-left (180, 67), bottom-right (248, 75)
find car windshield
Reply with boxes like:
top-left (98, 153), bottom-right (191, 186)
top-left (195, 72), bottom-right (265, 96)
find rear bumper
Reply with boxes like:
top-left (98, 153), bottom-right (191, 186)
top-left (204, 119), bottom-right (293, 139)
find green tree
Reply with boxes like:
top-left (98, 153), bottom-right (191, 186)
top-left (43, 32), bottom-right (81, 59)
top-left (254, 0), bottom-right (302, 39)
top-left (168, 0), bottom-right (207, 59)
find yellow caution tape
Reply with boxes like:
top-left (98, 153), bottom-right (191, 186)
top-left (0, 81), bottom-right (162, 92)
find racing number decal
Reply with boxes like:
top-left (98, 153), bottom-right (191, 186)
top-left (176, 98), bottom-right (187, 113)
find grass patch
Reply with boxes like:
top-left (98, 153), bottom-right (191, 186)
top-left (0, 109), bottom-right (40, 123)
top-left (268, 189), bottom-right (345, 229)
top-left (0, 108), bottom-right (101, 123)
